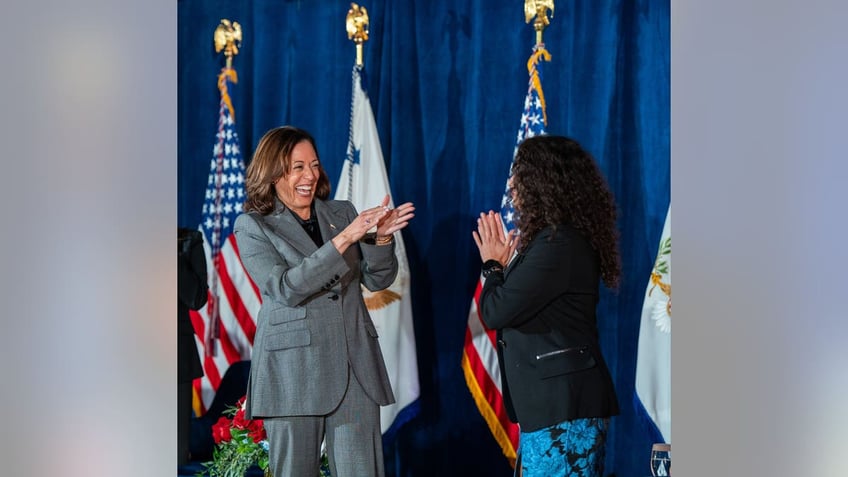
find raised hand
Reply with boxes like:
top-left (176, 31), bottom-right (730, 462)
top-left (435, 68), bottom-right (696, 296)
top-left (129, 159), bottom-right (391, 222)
top-left (349, 204), bottom-right (391, 240)
top-left (472, 210), bottom-right (517, 266)
top-left (376, 194), bottom-right (415, 238)
top-left (332, 203), bottom-right (390, 253)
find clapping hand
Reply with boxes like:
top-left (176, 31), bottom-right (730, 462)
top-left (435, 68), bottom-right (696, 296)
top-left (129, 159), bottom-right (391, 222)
top-left (472, 210), bottom-right (517, 267)
top-left (375, 194), bottom-right (415, 237)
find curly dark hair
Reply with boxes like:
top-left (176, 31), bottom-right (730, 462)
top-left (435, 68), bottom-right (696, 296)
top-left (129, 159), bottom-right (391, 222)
top-left (511, 135), bottom-right (621, 289)
top-left (243, 126), bottom-right (331, 215)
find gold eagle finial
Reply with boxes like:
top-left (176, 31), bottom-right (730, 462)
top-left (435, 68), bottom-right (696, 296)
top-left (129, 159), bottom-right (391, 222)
top-left (346, 3), bottom-right (370, 66)
top-left (214, 19), bottom-right (242, 69)
top-left (524, 0), bottom-right (554, 45)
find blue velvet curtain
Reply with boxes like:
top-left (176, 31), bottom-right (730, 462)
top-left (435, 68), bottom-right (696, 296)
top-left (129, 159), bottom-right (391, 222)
top-left (178, 1), bottom-right (669, 475)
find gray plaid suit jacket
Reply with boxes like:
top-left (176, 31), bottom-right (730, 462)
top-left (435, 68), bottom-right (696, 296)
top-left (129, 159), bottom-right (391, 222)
top-left (233, 198), bottom-right (397, 419)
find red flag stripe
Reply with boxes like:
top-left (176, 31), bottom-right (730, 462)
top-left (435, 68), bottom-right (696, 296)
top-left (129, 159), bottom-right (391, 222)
top-left (223, 234), bottom-right (261, 307)
top-left (201, 352), bottom-right (223, 390)
top-left (217, 255), bottom-right (257, 343)
top-left (228, 235), bottom-right (261, 299)
top-left (189, 308), bottom-right (206, 348)
top-left (213, 301), bottom-right (244, 365)
top-left (463, 326), bottom-right (520, 442)
top-left (189, 307), bottom-right (212, 415)
top-left (471, 278), bottom-right (499, 349)
top-left (218, 236), bottom-right (259, 341)
top-left (213, 274), bottom-right (254, 358)
top-left (466, 297), bottom-right (503, 395)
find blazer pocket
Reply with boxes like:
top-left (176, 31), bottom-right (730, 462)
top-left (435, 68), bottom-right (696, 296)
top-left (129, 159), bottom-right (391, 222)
top-left (265, 329), bottom-right (311, 351)
top-left (535, 345), bottom-right (596, 379)
top-left (269, 306), bottom-right (307, 325)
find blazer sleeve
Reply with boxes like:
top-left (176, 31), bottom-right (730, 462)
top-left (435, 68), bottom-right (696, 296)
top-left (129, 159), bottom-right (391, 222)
top-left (478, 231), bottom-right (569, 330)
top-left (234, 213), bottom-right (351, 306)
top-left (358, 239), bottom-right (398, 291)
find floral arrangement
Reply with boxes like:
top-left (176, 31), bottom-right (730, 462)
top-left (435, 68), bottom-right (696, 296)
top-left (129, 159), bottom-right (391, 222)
top-left (200, 396), bottom-right (269, 477)
top-left (199, 396), bottom-right (331, 477)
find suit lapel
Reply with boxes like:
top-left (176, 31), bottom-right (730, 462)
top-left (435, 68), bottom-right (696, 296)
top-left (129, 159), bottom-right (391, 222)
top-left (267, 200), bottom-right (317, 257)
top-left (314, 200), bottom-right (345, 243)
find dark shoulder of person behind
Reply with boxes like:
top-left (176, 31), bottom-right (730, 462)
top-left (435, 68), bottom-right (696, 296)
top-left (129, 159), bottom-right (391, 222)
top-left (178, 228), bottom-right (208, 311)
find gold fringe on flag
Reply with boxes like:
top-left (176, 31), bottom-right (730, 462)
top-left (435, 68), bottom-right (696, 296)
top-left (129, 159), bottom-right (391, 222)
top-left (217, 68), bottom-right (239, 122)
top-left (461, 351), bottom-right (518, 468)
top-left (527, 46), bottom-right (551, 126)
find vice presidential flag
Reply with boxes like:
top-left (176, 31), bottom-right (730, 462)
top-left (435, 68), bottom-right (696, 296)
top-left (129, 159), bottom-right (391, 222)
top-left (335, 64), bottom-right (420, 438)
top-left (635, 205), bottom-right (672, 442)
top-left (190, 67), bottom-right (260, 415)
top-left (461, 45), bottom-right (551, 466)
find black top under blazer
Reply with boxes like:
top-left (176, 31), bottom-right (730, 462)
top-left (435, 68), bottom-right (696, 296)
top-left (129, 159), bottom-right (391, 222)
top-left (479, 223), bottom-right (619, 432)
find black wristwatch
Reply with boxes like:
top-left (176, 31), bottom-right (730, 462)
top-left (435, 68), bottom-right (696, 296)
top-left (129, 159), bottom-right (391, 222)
top-left (481, 259), bottom-right (504, 278)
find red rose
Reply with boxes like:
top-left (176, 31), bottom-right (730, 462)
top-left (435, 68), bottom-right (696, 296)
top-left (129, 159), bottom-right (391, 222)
top-left (247, 418), bottom-right (266, 443)
top-left (232, 408), bottom-right (249, 430)
top-left (211, 416), bottom-right (232, 444)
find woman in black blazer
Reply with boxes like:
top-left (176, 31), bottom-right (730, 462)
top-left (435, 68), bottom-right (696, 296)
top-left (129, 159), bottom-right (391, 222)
top-left (473, 135), bottom-right (621, 477)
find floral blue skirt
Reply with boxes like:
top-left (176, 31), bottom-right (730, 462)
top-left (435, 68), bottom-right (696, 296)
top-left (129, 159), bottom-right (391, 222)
top-left (515, 417), bottom-right (609, 477)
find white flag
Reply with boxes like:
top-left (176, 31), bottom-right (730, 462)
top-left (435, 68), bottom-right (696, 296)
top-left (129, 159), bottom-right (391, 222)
top-left (335, 65), bottom-right (420, 436)
top-left (635, 205), bottom-right (672, 442)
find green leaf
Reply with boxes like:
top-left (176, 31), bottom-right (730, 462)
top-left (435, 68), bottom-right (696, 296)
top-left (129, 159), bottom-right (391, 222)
top-left (660, 237), bottom-right (671, 254)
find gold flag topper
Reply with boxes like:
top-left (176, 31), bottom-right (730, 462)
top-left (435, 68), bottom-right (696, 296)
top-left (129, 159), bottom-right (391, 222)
top-left (524, 0), bottom-right (554, 45)
top-left (346, 3), bottom-right (369, 66)
top-left (214, 19), bottom-right (242, 69)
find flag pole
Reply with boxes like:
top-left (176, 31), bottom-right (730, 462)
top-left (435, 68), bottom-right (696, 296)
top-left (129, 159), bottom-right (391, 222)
top-left (346, 3), bottom-right (370, 67)
top-left (524, 0), bottom-right (554, 46)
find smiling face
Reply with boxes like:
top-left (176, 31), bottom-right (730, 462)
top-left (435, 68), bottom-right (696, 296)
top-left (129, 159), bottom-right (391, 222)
top-left (275, 140), bottom-right (320, 219)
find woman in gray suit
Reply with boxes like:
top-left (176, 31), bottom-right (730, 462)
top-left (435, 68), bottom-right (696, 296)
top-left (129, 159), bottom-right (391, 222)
top-left (473, 135), bottom-right (621, 477)
top-left (234, 126), bottom-right (414, 477)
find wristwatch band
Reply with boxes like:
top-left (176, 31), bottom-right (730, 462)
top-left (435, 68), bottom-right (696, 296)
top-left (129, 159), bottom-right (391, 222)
top-left (481, 259), bottom-right (504, 278)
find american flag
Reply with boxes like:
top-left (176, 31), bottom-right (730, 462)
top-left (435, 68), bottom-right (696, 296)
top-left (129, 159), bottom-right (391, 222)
top-left (461, 45), bottom-right (550, 467)
top-left (190, 67), bottom-right (260, 416)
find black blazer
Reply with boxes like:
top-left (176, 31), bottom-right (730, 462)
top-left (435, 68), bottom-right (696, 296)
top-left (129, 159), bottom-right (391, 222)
top-left (479, 223), bottom-right (619, 432)
top-left (178, 228), bottom-right (207, 383)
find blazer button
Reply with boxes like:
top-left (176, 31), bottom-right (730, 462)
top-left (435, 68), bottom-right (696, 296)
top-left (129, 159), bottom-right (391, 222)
top-left (329, 294), bottom-right (339, 301)
top-left (497, 339), bottom-right (507, 348)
